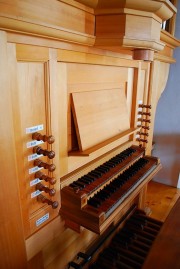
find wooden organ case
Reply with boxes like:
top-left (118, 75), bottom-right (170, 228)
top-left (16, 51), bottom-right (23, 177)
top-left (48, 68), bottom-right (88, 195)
top-left (0, 0), bottom-right (179, 268)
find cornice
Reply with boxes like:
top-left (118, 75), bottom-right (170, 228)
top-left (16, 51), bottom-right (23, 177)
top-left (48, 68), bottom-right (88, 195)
top-left (161, 29), bottom-right (180, 48)
top-left (0, 15), bottom-right (95, 46)
top-left (76, 0), bottom-right (177, 20)
top-left (0, 0), bottom-right (179, 59)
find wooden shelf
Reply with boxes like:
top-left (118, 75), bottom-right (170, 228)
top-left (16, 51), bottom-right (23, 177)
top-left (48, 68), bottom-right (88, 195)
top-left (68, 127), bottom-right (140, 156)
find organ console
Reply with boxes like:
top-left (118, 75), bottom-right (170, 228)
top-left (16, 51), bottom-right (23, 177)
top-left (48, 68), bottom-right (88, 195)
top-left (60, 146), bottom-right (161, 234)
top-left (0, 0), bottom-right (179, 269)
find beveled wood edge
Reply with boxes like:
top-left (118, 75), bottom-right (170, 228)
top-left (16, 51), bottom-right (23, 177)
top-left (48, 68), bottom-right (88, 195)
top-left (0, 2), bottom-right (179, 54)
top-left (59, 0), bottom-right (94, 13)
top-left (68, 128), bottom-right (140, 156)
top-left (76, 0), bottom-right (177, 20)
top-left (154, 53), bottom-right (176, 63)
top-left (161, 29), bottom-right (180, 48)
top-left (0, 16), bottom-right (95, 47)
top-left (95, 37), bottom-right (165, 52)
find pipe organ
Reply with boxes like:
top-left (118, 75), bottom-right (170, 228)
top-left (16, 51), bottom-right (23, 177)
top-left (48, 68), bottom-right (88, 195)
top-left (0, 0), bottom-right (179, 269)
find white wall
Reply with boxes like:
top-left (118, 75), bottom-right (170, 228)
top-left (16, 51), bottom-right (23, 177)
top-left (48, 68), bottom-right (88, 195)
top-left (153, 2), bottom-right (180, 187)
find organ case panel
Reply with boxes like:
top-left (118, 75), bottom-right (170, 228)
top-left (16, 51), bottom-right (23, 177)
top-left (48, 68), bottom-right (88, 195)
top-left (0, 0), bottom-right (179, 268)
top-left (9, 44), bottom-right (60, 237)
top-left (4, 39), bottom-right (162, 268)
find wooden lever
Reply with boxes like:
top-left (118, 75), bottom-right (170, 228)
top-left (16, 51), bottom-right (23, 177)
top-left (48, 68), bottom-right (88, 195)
top-left (34, 159), bottom-right (56, 172)
top-left (139, 104), bottom-right (151, 109)
top-left (137, 138), bottom-right (148, 143)
top-left (36, 183), bottom-right (56, 196)
top-left (138, 119), bottom-right (151, 123)
top-left (33, 146), bottom-right (55, 159)
top-left (35, 171), bottom-right (56, 185)
top-left (141, 126), bottom-right (150, 130)
top-left (137, 132), bottom-right (149, 137)
top-left (138, 112), bottom-right (151, 116)
top-left (32, 132), bottom-right (55, 144)
top-left (37, 194), bottom-right (59, 209)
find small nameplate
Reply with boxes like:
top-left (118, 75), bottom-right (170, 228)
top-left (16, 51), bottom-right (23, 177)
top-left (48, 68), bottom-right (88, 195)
top-left (26, 124), bottom-right (43, 134)
top-left (30, 178), bottom-right (41, 187)
top-left (28, 153), bottom-right (43, 161)
top-left (36, 213), bottom-right (49, 227)
top-left (26, 140), bottom-right (43, 149)
top-left (31, 190), bottom-right (42, 198)
top-left (29, 166), bottom-right (43, 174)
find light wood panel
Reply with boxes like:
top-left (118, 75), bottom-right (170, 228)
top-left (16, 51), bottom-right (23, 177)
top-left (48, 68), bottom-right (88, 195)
top-left (71, 88), bottom-right (130, 151)
top-left (28, 252), bottom-right (44, 269)
top-left (16, 44), bottom-right (49, 62)
top-left (66, 63), bottom-right (133, 171)
top-left (9, 44), bottom-right (60, 237)
top-left (16, 61), bottom-right (49, 229)
top-left (0, 31), bottom-right (27, 269)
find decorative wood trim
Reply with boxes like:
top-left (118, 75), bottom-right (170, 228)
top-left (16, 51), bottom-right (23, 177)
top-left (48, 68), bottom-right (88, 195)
top-left (154, 53), bottom-right (176, 63)
top-left (0, 16), bottom-right (95, 46)
top-left (68, 128), bottom-right (140, 156)
top-left (76, 0), bottom-right (177, 21)
top-left (161, 29), bottom-right (180, 48)
top-left (58, 0), bottom-right (94, 13)
top-left (57, 49), bottom-right (139, 67)
top-left (95, 37), bottom-right (165, 51)
top-left (0, 0), bottom-right (178, 53)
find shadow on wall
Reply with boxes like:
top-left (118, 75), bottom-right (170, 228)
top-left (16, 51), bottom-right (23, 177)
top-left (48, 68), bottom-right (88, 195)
top-left (152, 134), bottom-right (180, 187)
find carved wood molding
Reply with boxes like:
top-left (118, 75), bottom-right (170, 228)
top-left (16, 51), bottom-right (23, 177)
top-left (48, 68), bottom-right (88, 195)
top-left (161, 29), bottom-right (180, 48)
top-left (76, 0), bottom-right (177, 21)
top-left (0, 0), bottom-right (179, 58)
top-left (0, 16), bottom-right (95, 46)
